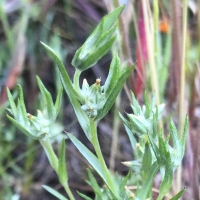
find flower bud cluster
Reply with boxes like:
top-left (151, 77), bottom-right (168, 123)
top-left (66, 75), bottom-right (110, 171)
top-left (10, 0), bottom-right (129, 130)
top-left (80, 78), bottom-right (105, 118)
top-left (7, 79), bottom-right (63, 141)
top-left (27, 110), bottom-right (52, 140)
top-left (71, 6), bottom-right (125, 72)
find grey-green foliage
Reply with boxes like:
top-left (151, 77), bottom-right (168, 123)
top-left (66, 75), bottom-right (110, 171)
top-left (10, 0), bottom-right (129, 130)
top-left (6, 4), bottom-right (189, 200)
top-left (120, 92), bottom-right (165, 138)
top-left (120, 94), bottom-right (188, 200)
top-left (7, 5), bottom-right (135, 200)
top-left (42, 185), bottom-right (68, 200)
top-left (78, 169), bottom-right (134, 200)
top-left (148, 117), bottom-right (188, 200)
top-left (170, 188), bottom-right (185, 200)
top-left (71, 6), bottom-right (124, 71)
top-left (7, 77), bottom-right (63, 141)
top-left (79, 54), bottom-right (134, 121)
top-left (41, 6), bottom-right (134, 141)
top-left (80, 78), bottom-right (106, 118)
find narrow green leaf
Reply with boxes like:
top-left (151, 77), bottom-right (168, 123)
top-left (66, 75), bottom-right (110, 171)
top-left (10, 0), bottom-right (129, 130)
top-left (152, 113), bottom-right (158, 138)
top-left (16, 99), bottom-right (27, 126)
top-left (71, 6), bottom-right (124, 71)
top-left (18, 85), bottom-right (28, 125)
top-left (119, 113), bottom-right (132, 131)
top-left (104, 54), bottom-right (120, 96)
top-left (7, 115), bottom-right (38, 139)
top-left (158, 135), bottom-right (168, 163)
top-left (40, 140), bottom-right (58, 171)
top-left (181, 115), bottom-right (188, 158)
top-left (131, 92), bottom-right (142, 115)
top-left (102, 5), bottom-right (125, 30)
top-left (79, 18), bottom-right (103, 53)
top-left (148, 133), bottom-right (175, 200)
top-left (144, 91), bottom-right (151, 118)
top-left (155, 103), bottom-right (165, 120)
top-left (86, 169), bottom-right (101, 196)
top-left (67, 94), bottom-right (91, 140)
top-left (43, 185), bottom-right (68, 200)
top-left (135, 162), bottom-right (159, 200)
top-left (36, 76), bottom-right (56, 122)
top-left (77, 192), bottom-right (92, 200)
top-left (170, 120), bottom-right (180, 153)
top-left (96, 22), bottom-right (117, 49)
top-left (84, 24), bottom-right (102, 50)
top-left (70, 133), bottom-right (120, 199)
top-left (58, 139), bottom-right (68, 184)
top-left (157, 137), bottom-right (173, 200)
top-left (75, 36), bottom-right (116, 71)
top-left (142, 143), bottom-right (152, 173)
top-left (119, 172), bottom-right (130, 192)
top-left (55, 87), bottom-right (63, 116)
top-left (122, 160), bottom-right (141, 174)
top-left (68, 134), bottom-right (105, 182)
top-left (41, 42), bottom-right (91, 140)
top-left (124, 124), bottom-right (137, 151)
top-left (95, 65), bottom-right (134, 121)
top-left (40, 42), bottom-right (83, 103)
top-left (149, 96), bottom-right (156, 112)
top-left (169, 120), bottom-right (182, 166)
top-left (72, 24), bottom-right (102, 68)
top-left (7, 88), bottom-right (17, 118)
top-left (127, 114), bottom-right (150, 135)
top-left (157, 161), bottom-right (173, 200)
top-left (122, 160), bottom-right (141, 168)
top-left (83, 5), bottom-right (124, 48)
top-left (148, 132), bottom-right (159, 158)
top-left (170, 188), bottom-right (185, 200)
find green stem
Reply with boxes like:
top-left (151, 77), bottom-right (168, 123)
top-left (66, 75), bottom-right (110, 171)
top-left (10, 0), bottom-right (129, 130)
top-left (89, 119), bottom-right (117, 195)
top-left (90, 119), bottom-right (109, 174)
top-left (40, 140), bottom-right (58, 172)
top-left (73, 69), bottom-right (81, 91)
top-left (109, 94), bottom-right (121, 172)
top-left (40, 140), bottom-right (75, 200)
top-left (63, 183), bottom-right (75, 200)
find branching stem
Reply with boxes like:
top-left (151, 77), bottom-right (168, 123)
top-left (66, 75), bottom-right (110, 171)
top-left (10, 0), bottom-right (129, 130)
top-left (40, 140), bottom-right (75, 200)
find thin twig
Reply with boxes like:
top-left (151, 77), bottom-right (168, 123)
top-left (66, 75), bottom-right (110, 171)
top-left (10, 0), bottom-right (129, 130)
top-left (177, 0), bottom-right (188, 195)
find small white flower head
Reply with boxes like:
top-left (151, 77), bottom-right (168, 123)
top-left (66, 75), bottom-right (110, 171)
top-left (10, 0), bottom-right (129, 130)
top-left (80, 78), bottom-right (105, 118)
top-left (27, 110), bottom-right (50, 140)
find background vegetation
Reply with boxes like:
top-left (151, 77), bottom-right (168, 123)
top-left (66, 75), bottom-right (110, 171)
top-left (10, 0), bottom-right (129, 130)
top-left (0, 0), bottom-right (199, 199)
